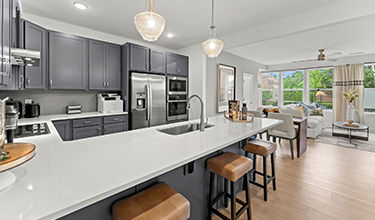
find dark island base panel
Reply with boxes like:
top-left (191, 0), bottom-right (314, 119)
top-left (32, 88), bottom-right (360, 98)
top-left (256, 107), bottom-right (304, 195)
top-left (59, 139), bottom-right (250, 220)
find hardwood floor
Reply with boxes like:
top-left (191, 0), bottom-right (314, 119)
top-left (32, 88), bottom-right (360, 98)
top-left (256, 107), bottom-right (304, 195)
top-left (213, 139), bottom-right (375, 220)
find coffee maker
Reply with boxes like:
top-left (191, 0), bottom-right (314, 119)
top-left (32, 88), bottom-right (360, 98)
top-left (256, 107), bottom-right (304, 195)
top-left (5, 105), bottom-right (18, 143)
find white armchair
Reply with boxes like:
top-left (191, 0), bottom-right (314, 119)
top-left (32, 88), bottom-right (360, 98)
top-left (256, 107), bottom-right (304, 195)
top-left (267, 113), bottom-right (297, 159)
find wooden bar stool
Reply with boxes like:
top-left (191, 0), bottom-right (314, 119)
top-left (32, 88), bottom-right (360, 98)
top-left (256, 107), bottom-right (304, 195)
top-left (112, 182), bottom-right (190, 220)
top-left (243, 139), bottom-right (277, 201)
top-left (207, 152), bottom-right (253, 220)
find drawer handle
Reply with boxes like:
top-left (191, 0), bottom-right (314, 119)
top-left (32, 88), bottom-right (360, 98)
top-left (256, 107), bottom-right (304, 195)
top-left (112, 118), bottom-right (120, 121)
top-left (83, 121), bottom-right (92, 124)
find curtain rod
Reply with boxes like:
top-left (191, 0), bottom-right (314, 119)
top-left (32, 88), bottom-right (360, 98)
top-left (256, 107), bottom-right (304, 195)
top-left (261, 61), bottom-right (375, 73)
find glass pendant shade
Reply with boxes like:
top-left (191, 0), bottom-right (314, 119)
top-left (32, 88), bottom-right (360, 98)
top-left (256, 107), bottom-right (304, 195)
top-left (134, 11), bottom-right (165, 42)
top-left (202, 37), bottom-right (224, 58)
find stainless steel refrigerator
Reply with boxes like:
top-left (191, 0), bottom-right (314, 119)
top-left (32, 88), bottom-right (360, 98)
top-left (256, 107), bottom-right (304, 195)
top-left (131, 72), bottom-right (166, 130)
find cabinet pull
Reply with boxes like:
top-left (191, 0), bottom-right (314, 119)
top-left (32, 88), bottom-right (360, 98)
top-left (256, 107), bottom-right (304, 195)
top-left (103, 82), bottom-right (106, 87)
top-left (83, 121), bottom-right (92, 124)
top-left (106, 82), bottom-right (109, 87)
top-left (26, 78), bottom-right (30, 85)
top-left (112, 117), bottom-right (119, 121)
top-left (50, 80), bottom-right (53, 87)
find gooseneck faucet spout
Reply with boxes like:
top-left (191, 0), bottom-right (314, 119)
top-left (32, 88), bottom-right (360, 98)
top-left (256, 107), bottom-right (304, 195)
top-left (187, 95), bottom-right (205, 132)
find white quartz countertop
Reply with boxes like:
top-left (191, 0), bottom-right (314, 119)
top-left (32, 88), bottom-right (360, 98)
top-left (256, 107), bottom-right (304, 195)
top-left (0, 115), bottom-right (281, 220)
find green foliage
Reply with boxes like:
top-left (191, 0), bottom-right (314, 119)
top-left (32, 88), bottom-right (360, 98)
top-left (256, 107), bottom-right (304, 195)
top-left (283, 71), bottom-right (303, 89)
top-left (309, 69), bottom-right (332, 89)
top-left (364, 66), bottom-right (375, 88)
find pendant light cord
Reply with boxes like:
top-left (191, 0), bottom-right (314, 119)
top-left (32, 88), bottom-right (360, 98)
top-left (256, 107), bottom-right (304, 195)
top-left (148, 0), bottom-right (154, 12)
top-left (211, 0), bottom-right (214, 27)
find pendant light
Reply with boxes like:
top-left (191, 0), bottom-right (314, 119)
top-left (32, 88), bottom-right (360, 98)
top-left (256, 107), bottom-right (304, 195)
top-left (134, 0), bottom-right (166, 42)
top-left (202, 0), bottom-right (224, 58)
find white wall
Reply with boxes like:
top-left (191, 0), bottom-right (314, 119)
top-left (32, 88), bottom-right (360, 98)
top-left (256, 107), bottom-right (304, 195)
top-left (205, 51), bottom-right (265, 117)
top-left (178, 45), bottom-right (206, 120)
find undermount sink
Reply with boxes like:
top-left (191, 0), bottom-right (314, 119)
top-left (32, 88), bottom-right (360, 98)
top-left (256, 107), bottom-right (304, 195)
top-left (158, 123), bottom-right (214, 135)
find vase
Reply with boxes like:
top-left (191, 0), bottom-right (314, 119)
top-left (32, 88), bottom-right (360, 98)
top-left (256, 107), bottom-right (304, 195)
top-left (353, 109), bottom-right (359, 123)
top-left (346, 103), bottom-right (355, 122)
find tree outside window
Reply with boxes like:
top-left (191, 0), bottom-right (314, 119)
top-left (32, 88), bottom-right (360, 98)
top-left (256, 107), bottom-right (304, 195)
top-left (309, 68), bottom-right (333, 109)
top-left (283, 71), bottom-right (303, 105)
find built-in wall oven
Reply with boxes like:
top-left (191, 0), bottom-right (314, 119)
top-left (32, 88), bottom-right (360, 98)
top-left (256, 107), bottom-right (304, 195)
top-left (167, 76), bottom-right (188, 122)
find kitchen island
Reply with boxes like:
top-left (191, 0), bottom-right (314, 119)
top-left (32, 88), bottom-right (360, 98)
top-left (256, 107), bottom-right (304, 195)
top-left (0, 115), bottom-right (281, 220)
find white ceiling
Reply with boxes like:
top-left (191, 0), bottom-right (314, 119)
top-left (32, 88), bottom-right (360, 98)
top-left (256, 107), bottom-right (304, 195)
top-left (21, 0), bottom-right (375, 65)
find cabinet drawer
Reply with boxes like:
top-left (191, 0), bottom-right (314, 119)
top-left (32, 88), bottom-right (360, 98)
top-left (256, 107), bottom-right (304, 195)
top-left (72, 117), bottom-right (101, 128)
top-left (72, 125), bottom-right (102, 140)
top-left (103, 115), bottom-right (126, 124)
top-left (103, 122), bottom-right (126, 135)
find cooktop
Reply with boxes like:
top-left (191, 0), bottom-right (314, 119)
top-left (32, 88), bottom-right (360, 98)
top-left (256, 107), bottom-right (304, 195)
top-left (15, 123), bottom-right (50, 138)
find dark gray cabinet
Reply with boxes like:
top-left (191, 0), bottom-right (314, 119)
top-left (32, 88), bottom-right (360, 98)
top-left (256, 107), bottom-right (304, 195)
top-left (129, 43), bottom-right (149, 72)
top-left (53, 114), bottom-right (128, 141)
top-left (166, 52), bottom-right (188, 76)
top-left (0, 0), bottom-right (12, 86)
top-left (89, 41), bottom-right (121, 91)
top-left (150, 50), bottom-right (165, 73)
top-left (24, 20), bottom-right (47, 89)
top-left (89, 40), bottom-right (106, 90)
top-left (105, 43), bottom-right (121, 90)
top-left (53, 120), bottom-right (71, 141)
top-left (73, 125), bottom-right (102, 140)
top-left (103, 122), bottom-right (127, 135)
top-left (49, 32), bottom-right (88, 89)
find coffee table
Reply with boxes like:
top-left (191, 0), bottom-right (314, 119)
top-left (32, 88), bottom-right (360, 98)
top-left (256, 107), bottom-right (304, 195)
top-left (332, 122), bottom-right (369, 146)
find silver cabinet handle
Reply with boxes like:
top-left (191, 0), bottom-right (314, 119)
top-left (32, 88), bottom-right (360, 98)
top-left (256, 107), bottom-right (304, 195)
top-left (107, 82), bottom-right (109, 87)
top-left (103, 82), bottom-right (106, 87)
top-left (112, 117), bottom-right (120, 121)
top-left (26, 78), bottom-right (30, 85)
top-left (50, 80), bottom-right (53, 87)
top-left (83, 121), bottom-right (92, 124)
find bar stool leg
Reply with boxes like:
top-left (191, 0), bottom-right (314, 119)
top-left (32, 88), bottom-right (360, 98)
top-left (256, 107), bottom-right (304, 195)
top-left (263, 156), bottom-right (268, 201)
top-left (243, 173), bottom-right (252, 220)
top-left (208, 172), bottom-right (215, 220)
top-left (224, 178), bottom-right (229, 208)
top-left (270, 152), bottom-right (276, 190)
top-left (230, 181), bottom-right (237, 220)
top-left (252, 155), bottom-right (257, 182)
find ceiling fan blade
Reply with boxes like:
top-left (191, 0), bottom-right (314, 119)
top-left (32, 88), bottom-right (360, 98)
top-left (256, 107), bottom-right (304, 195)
top-left (326, 52), bottom-right (342, 57)
top-left (327, 58), bottom-right (338, 62)
top-left (293, 59), bottom-right (317, 63)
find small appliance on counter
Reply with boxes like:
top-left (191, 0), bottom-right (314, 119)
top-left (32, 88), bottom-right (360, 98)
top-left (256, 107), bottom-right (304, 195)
top-left (5, 105), bottom-right (18, 143)
top-left (14, 123), bottom-right (50, 139)
top-left (24, 101), bottom-right (40, 118)
top-left (98, 93), bottom-right (123, 113)
top-left (66, 105), bottom-right (82, 114)
top-left (6, 98), bottom-right (23, 119)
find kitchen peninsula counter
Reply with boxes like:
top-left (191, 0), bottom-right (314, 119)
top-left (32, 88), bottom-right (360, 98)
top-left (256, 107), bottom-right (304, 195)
top-left (0, 115), bottom-right (281, 220)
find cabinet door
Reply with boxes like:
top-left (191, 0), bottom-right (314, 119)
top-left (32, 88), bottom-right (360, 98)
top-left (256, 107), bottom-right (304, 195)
top-left (177, 55), bottom-right (188, 76)
top-left (72, 125), bottom-right (102, 140)
top-left (53, 120), bottom-right (71, 141)
top-left (129, 44), bottom-right (149, 72)
top-left (103, 122), bottom-right (126, 134)
top-left (105, 44), bottom-right (121, 90)
top-left (166, 52), bottom-right (178, 75)
top-left (150, 50), bottom-right (165, 73)
top-left (88, 40), bottom-right (106, 90)
top-left (1, 0), bottom-right (11, 86)
top-left (49, 32), bottom-right (88, 89)
top-left (0, 0), bottom-right (3, 83)
top-left (24, 21), bottom-right (48, 89)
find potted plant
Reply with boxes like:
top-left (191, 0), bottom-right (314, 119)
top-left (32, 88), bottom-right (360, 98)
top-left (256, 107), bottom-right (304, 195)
top-left (343, 88), bottom-right (359, 123)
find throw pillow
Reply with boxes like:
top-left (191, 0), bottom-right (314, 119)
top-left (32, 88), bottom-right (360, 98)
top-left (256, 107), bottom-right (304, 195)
top-left (295, 106), bottom-right (306, 117)
top-left (310, 108), bottom-right (323, 116)
top-left (299, 103), bottom-right (311, 117)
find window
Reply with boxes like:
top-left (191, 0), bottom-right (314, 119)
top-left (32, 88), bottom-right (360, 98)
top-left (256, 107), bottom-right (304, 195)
top-left (261, 72), bottom-right (279, 106)
top-left (364, 64), bottom-right (375, 112)
top-left (308, 68), bottom-right (333, 109)
top-left (283, 70), bottom-right (304, 105)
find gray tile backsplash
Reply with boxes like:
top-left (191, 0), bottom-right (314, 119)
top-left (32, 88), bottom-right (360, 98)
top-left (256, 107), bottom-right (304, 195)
top-left (0, 90), bottom-right (103, 115)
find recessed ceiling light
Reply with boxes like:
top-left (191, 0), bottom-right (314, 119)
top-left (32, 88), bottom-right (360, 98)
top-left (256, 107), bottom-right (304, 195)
top-left (166, 33), bottom-right (174, 38)
top-left (73, 2), bottom-right (88, 10)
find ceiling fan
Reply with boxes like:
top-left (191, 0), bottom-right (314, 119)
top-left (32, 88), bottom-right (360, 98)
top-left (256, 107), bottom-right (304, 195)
top-left (293, 49), bottom-right (342, 63)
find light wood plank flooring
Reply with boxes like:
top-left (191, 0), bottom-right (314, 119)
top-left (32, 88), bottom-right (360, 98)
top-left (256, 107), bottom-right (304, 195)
top-left (214, 139), bottom-right (375, 220)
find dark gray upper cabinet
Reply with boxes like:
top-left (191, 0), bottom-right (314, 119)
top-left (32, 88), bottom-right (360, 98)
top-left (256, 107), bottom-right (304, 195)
top-left (150, 50), bottom-right (165, 73)
top-left (89, 40), bottom-right (121, 91)
top-left (49, 32), bottom-right (88, 90)
top-left (105, 43), bottom-right (121, 90)
top-left (129, 43), bottom-right (149, 72)
top-left (0, 0), bottom-right (12, 86)
top-left (89, 40), bottom-right (106, 90)
top-left (166, 52), bottom-right (188, 76)
top-left (24, 20), bottom-right (48, 89)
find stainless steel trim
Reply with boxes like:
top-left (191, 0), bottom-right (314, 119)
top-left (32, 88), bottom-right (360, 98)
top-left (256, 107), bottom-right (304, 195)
top-left (168, 91), bottom-right (188, 95)
top-left (167, 76), bottom-right (188, 94)
top-left (149, 84), bottom-right (153, 121)
top-left (145, 84), bottom-right (149, 121)
top-left (167, 100), bottom-right (187, 103)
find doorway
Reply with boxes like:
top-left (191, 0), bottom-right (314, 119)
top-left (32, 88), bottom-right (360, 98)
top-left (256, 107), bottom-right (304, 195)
top-left (243, 73), bottom-right (256, 110)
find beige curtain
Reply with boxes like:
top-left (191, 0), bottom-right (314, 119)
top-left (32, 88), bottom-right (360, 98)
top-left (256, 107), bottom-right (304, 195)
top-left (333, 64), bottom-right (364, 123)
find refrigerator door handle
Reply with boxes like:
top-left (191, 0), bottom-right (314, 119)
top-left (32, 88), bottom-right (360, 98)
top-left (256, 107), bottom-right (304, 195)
top-left (149, 84), bottom-right (152, 121)
top-left (145, 84), bottom-right (149, 121)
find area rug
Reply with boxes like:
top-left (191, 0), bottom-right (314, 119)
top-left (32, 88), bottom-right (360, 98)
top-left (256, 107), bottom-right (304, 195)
top-left (313, 127), bottom-right (375, 153)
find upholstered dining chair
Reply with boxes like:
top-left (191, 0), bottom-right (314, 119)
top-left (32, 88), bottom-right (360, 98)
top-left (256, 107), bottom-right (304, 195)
top-left (249, 110), bottom-right (266, 139)
top-left (267, 112), bottom-right (297, 159)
